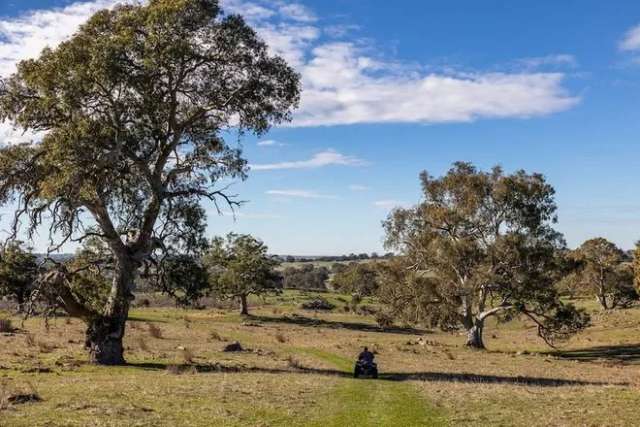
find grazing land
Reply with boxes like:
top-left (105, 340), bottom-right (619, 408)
top-left (1, 291), bottom-right (639, 426)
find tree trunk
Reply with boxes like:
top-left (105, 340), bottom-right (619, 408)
top-left (465, 319), bottom-right (485, 349)
top-left (85, 257), bottom-right (135, 365)
top-left (85, 315), bottom-right (127, 365)
top-left (596, 293), bottom-right (610, 310)
top-left (240, 294), bottom-right (249, 315)
top-left (15, 293), bottom-right (25, 314)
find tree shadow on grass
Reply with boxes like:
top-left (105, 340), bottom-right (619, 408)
top-left (547, 343), bottom-right (640, 364)
top-left (248, 314), bottom-right (425, 335)
top-left (127, 362), bottom-right (625, 387)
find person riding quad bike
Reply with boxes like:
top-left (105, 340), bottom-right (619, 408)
top-left (354, 347), bottom-right (378, 379)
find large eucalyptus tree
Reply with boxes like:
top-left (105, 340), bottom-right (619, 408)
top-left (0, 0), bottom-right (299, 364)
top-left (382, 162), bottom-right (589, 349)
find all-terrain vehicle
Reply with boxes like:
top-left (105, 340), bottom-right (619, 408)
top-left (353, 360), bottom-right (378, 379)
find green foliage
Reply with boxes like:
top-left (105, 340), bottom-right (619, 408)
top-left (205, 233), bottom-right (281, 314)
top-left (0, 0), bottom-right (299, 308)
top-left (382, 162), bottom-right (589, 348)
top-left (0, 0), bottom-right (299, 363)
top-left (157, 254), bottom-right (210, 307)
top-left (282, 264), bottom-right (329, 290)
top-left (330, 262), bottom-right (379, 296)
top-left (63, 238), bottom-right (112, 314)
top-left (0, 241), bottom-right (38, 310)
top-left (562, 238), bottom-right (637, 309)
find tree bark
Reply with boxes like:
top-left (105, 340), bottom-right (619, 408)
top-left (240, 294), bottom-right (249, 315)
top-left (85, 257), bottom-right (136, 365)
top-left (85, 315), bottom-right (127, 365)
top-left (596, 293), bottom-right (610, 310)
top-left (465, 319), bottom-right (485, 349)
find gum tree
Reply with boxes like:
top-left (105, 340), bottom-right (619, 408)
top-left (0, 0), bottom-right (299, 364)
top-left (564, 238), bottom-right (637, 310)
top-left (382, 162), bottom-right (589, 349)
top-left (205, 233), bottom-right (281, 315)
top-left (0, 241), bottom-right (39, 312)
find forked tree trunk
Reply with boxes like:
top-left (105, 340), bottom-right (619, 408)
top-left (85, 258), bottom-right (135, 365)
top-left (596, 293), bottom-right (610, 310)
top-left (240, 294), bottom-right (249, 315)
top-left (465, 319), bottom-right (485, 349)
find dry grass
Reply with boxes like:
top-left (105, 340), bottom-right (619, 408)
top-left (0, 294), bottom-right (639, 426)
top-left (178, 347), bottom-right (195, 364)
top-left (147, 322), bottom-right (163, 339)
top-left (208, 330), bottom-right (224, 341)
top-left (274, 332), bottom-right (288, 343)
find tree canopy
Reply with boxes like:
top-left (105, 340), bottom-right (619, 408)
top-left (0, 241), bottom-right (39, 312)
top-left (0, 0), bottom-right (299, 364)
top-left (562, 238), bottom-right (637, 310)
top-left (330, 262), bottom-right (379, 296)
top-left (382, 162), bottom-right (589, 349)
top-left (205, 233), bottom-right (281, 315)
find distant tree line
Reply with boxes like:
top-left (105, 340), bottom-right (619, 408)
top-left (278, 252), bottom-right (394, 263)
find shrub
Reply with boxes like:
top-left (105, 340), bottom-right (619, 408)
top-left (179, 347), bottom-right (195, 364)
top-left (209, 330), bottom-right (224, 341)
top-left (147, 323), bottom-right (163, 339)
top-left (0, 318), bottom-right (12, 333)
top-left (375, 312), bottom-right (394, 329)
top-left (301, 298), bottom-right (335, 311)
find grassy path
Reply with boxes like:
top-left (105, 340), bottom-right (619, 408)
top-left (297, 348), bottom-right (447, 427)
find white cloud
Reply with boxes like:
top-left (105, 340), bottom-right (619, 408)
top-left (0, 0), bottom-right (129, 145)
top-left (266, 189), bottom-right (337, 199)
top-left (324, 24), bottom-right (360, 38)
top-left (373, 200), bottom-right (407, 209)
top-left (293, 43), bottom-right (579, 126)
top-left (257, 139), bottom-right (284, 146)
top-left (251, 149), bottom-right (368, 170)
top-left (277, 3), bottom-right (316, 23)
top-left (620, 24), bottom-right (640, 51)
top-left (233, 3), bottom-right (580, 127)
top-left (349, 184), bottom-right (370, 191)
top-left (220, 210), bottom-right (283, 219)
top-left (0, 0), bottom-right (125, 77)
top-left (517, 54), bottom-right (577, 69)
top-left (0, 0), bottom-right (581, 134)
top-left (223, 0), bottom-right (275, 21)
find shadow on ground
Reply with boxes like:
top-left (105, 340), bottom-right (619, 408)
top-left (549, 343), bottom-right (640, 364)
top-left (249, 314), bottom-right (425, 335)
top-left (127, 362), bottom-right (626, 388)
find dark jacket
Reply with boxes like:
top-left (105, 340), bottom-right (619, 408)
top-left (358, 350), bottom-right (374, 363)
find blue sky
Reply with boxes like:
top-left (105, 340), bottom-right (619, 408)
top-left (0, 0), bottom-right (639, 255)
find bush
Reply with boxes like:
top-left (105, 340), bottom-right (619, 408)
top-left (0, 318), bottom-right (12, 333)
top-left (282, 264), bottom-right (329, 290)
top-left (301, 298), bottom-right (335, 311)
top-left (375, 312), bottom-right (394, 329)
top-left (331, 262), bottom-right (379, 296)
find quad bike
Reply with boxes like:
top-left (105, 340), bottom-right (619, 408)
top-left (353, 360), bottom-right (378, 379)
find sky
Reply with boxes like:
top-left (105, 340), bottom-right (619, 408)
top-left (0, 0), bottom-right (639, 255)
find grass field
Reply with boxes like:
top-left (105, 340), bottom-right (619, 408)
top-left (1, 291), bottom-right (639, 426)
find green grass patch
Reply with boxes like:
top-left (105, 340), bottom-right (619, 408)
top-left (294, 346), bottom-right (448, 426)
